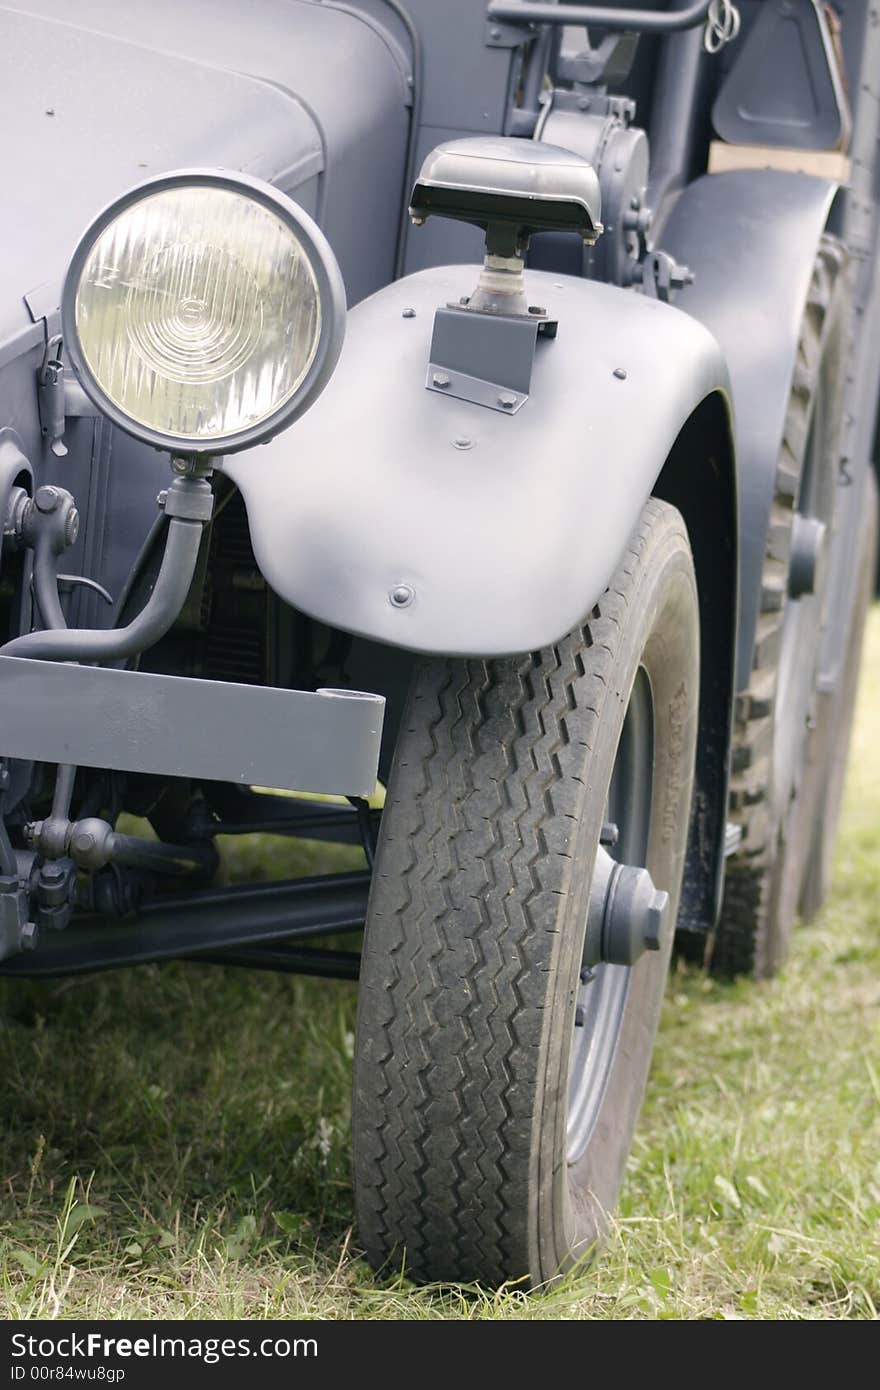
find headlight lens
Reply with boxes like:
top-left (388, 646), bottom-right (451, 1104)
top-left (64, 173), bottom-right (345, 453)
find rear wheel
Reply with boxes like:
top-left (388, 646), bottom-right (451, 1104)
top-left (352, 499), bottom-right (699, 1286)
top-left (712, 238), bottom-right (848, 978)
top-left (798, 467), bottom-right (878, 920)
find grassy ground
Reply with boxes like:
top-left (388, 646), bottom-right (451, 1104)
top-left (0, 616), bottom-right (878, 1321)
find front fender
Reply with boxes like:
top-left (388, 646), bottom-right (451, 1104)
top-left (224, 266), bottom-right (731, 657)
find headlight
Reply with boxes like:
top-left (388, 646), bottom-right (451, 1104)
top-left (62, 170), bottom-right (346, 455)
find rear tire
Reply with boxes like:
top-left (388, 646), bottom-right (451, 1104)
top-left (798, 467), bottom-right (878, 920)
top-left (352, 499), bottom-right (699, 1286)
top-left (712, 238), bottom-right (848, 978)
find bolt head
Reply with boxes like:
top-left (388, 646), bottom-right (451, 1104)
top-left (41, 862), bottom-right (65, 883)
top-left (34, 485), bottom-right (60, 513)
top-left (600, 821), bottom-right (620, 848)
top-left (643, 890), bottom-right (671, 952)
top-left (432, 372), bottom-right (451, 389)
top-left (20, 921), bottom-right (38, 951)
top-left (498, 394), bottom-right (517, 409)
top-left (613, 367), bottom-right (628, 381)
top-left (402, 307), bottom-right (416, 319)
top-left (452, 436), bottom-right (473, 451)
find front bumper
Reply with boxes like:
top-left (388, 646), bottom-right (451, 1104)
top-left (0, 656), bottom-right (385, 798)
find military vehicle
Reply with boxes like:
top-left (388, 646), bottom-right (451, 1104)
top-left (0, 0), bottom-right (876, 1286)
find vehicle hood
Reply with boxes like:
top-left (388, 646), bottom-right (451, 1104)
top-left (0, 3), bottom-right (325, 347)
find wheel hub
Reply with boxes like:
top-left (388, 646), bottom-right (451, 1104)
top-left (583, 844), bottom-right (670, 967)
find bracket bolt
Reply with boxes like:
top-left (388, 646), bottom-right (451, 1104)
top-left (498, 393), bottom-right (517, 409)
top-left (34, 485), bottom-right (61, 513)
top-left (389, 584), bottom-right (415, 609)
top-left (432, 372), bottom-right (451, 389)
top-left (402, 307), bottom-right (416, 319)
top-left (69, 827), bottom-right (97, 855)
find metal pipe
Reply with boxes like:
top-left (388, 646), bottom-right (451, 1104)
top-left (0, 871), bottom-right (370, 976)
top-left (381, 0), bottom-right (424, 278)
top-left (508, 22), bottom-right (555, 136)
top-left (32, 536), bottom-right (68, 631)
top-left (51, 763), bottom-right (76, 821)
top-left (0, 515), bottom-right (203, 663)
top-left (487, 0), bottom-right (713, 34)
top-left (0, 817), bottom-right (16, 877)
top-left (647, 23), bottom-right (707, 220)
top-left (103, 830), bottom-right (217, 879)
top-left (186, 946), bottom-right (361, 980)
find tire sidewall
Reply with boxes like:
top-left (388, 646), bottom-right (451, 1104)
top-left (537, 523), bottom-right (700, 1280)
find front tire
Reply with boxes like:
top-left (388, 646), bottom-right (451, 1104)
top-left (352, 499), bottom-right (700, 1286)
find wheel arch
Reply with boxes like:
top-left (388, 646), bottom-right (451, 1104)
top-left (653, 391), bottom-right (738, 942)
top-left (661, 168), bottom-right (839, 692)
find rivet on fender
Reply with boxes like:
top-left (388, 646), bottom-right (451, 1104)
top-left (389, 584), bottom-right (415, 608)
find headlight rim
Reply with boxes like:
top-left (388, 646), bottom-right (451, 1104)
top-left (61, 167), bottom-right (346, 457)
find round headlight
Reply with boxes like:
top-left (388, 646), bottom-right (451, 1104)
top-left (62, 170), bottom-right (346, 455)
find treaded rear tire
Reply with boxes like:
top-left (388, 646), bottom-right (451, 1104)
top-left (352, 499), bottom-right (700, 1287)
top-left (799, 467), bottom-right (878, 920)
top-left (711, 237), bottom-right (848, 978)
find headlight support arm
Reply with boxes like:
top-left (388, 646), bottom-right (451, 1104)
top-left (1, 476), bottom-right (213, 664)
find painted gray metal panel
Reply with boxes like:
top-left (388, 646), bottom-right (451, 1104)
top-left (224, 265), bottom-right (730, 657)
top-left (0, 0), bottom-right (408, 345)
top-left (0, 658), bottom-right (385, 798)
top-left (380, 0), bottom-right (515, 134)
top-left (661, 170), bottom-right (836, 691)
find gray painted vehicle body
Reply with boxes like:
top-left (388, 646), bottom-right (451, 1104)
top-left (225, 265), bottom-right (731, 656)
top-left (0, 0), bottom-right (876, 978)
top-left (662, 170), bottom-right (838, 690)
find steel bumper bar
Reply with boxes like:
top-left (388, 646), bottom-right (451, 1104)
top-left (0, 656), bottom-right (385, 798)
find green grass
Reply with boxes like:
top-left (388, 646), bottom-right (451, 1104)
top-left (1, 614), bottom-right (879, 1320)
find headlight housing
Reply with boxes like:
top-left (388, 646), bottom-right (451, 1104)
top-left (62, 170), bottom-right (346, 456)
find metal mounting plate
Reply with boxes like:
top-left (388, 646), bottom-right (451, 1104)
top-left (427, 305), bottom-right (540, 412)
